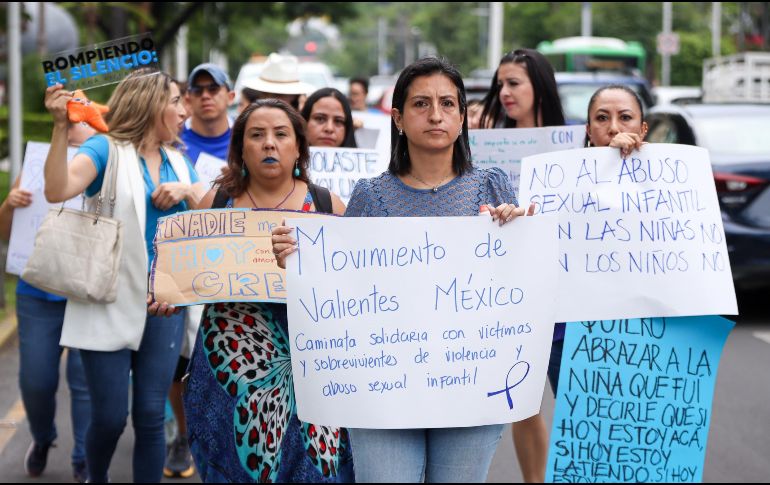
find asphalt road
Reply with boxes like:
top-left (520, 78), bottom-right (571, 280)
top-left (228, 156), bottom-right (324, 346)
top-left (0, 291), bottom-right (767, 483)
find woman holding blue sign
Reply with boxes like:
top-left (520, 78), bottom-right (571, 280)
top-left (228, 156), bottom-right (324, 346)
top-left (301, 87), bottom-right (358, 148)
top-left (273, 57), bottom-right (530, 483)
top-left (183, 98), bottom-right (353, 483)
top-left (479, 48), bottom-right (567, 483)
top-left (43, 68), bottom-right (205, 483)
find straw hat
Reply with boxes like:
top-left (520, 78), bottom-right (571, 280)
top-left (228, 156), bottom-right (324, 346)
top-left (243, 53), bottom-right (314, 95)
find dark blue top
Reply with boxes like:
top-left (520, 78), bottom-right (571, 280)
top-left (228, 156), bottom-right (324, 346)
top-left (77, 135), bottom-right (199, 270)
top-left (180, 125), bottom-right (231, 165)
top-left (16, 279), bottom-right (66, 302)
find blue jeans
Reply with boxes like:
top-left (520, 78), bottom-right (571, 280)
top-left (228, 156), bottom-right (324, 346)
top-left (350, 425), bottom-right (504, 483)
top-left (16, 295), bottom-right (90, 465)
top-left (80, 311), bottom-right (185, 483)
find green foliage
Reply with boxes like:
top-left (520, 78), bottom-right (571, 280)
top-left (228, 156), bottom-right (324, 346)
top-left (184, 4), bottom-right (290, 80)
top-left (671, 32), bottom-right (738, 85)
top-left (0, 107), bottom-right (54, 161)
top-left (22, 54), bottom-right (51, 113)
top-left (321, 3), bottom-right (397, 78)
top-left (413, 3), bottom-right (484, 74)
top-left (506, 3), bottom-right (581, 49)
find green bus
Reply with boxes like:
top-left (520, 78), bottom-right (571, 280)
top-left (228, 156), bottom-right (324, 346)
top-left (537, 37), bottom-right (646, 75)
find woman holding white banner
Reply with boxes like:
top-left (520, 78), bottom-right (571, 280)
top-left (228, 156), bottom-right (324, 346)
top-left (479, 48), bottom-right (567, 483)
top-left (43, 68), bottom-right (205, 483)
top-left (273, 57), bottom-right (531, 483)
top-left (183, 98), bottom-right (353, 483)
top-left (301, 87), bottom-right (358, 148)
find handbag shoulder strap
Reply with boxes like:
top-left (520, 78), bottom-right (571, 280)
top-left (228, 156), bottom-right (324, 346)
top-left (308, 183), bottom-right (333, 214)
top-left (95, 137), bottom-right (120, 218)
top-left (212, 187), bottom-right (230, 209)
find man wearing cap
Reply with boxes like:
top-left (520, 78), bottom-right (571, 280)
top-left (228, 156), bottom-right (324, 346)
top-left (181, 63), bottom-right (234, 165)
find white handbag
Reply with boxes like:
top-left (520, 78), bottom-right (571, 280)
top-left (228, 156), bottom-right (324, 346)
top-left (21, 138), bottom-right (123, 303)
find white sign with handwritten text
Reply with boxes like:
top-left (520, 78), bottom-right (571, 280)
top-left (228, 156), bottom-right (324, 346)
top-left (470, 125), bottom-right (585, 199)
top-left (286, 216), bottom-right (558, 428)
top-left (195, 153), bottom-right (227, 190)
top-left (308, 147), bottom-right (386, 204)
top-left (7, 142), bottom-right (82, 275)
top-left (519, 144), bottom-right (738, 322)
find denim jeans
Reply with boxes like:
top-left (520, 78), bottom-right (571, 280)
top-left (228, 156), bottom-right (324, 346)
top-left (350, 424), bottom-right (504, 483)
top-left (80, 310), bottom-right (185, 483)
top-left (16, 295), bottom-right (90, 465)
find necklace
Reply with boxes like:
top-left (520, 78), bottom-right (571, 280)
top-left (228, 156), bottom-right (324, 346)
top-left (245, 178), bottom-right (296, 209)
top-left (409, 171), bottom-right (452, 193)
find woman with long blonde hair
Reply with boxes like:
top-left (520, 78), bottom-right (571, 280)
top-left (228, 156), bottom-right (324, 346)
top-left (43, 68), bottom-right (206, 482)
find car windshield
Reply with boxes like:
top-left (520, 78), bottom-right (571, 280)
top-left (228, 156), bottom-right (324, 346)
top-left (559, 83), bottom-right (648, 123)
top-left (694, 115), bottom-right (770, 158)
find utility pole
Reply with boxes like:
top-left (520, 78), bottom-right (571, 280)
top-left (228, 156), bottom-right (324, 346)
top-left (378, 18), bottom-right (388, 75)
top-left (37, 3), bottom-right (47, 56)
top-left (581, 3), bottom-right (592, 37)
top-left (488, 2), bottom-right (503, 70)
top-left (662, 2), bottom-right (673, 86)
top-left (175, 25), bottom-right (189, 81)
top-left (712, 2), bottom-right (722, 57)
top-left (8, 2), bottom-right (23, 182)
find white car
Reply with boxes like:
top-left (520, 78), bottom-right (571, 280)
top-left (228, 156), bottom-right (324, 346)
top-left (652, 86), bottom-right (702, 106)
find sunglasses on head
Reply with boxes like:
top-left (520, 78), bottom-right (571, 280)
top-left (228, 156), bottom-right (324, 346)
top-left (188, 83), bottom-right (223, 97)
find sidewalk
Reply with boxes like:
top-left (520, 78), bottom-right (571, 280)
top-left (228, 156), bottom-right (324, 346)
top-left (0, 311), bottom-right (16, 350)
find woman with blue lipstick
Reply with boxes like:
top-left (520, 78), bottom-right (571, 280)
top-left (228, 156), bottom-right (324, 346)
top-left (183, 99), bottom-right (353, 483)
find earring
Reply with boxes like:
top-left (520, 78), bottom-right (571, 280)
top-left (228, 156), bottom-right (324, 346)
top-left (458, 127), bottom-right (463, 136)
top-left (241, 164), bottom-right (247, 178)
top-left (399, 129), bottom-right (404, 136)
top-left (293, 160), bottom-right (300, 177)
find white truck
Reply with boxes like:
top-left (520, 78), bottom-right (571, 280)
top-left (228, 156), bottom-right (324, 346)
top-left (702, 52), bottom-right (770, 103)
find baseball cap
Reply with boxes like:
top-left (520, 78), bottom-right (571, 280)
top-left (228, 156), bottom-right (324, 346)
top-left (188, 63), bottom-right (232, 90)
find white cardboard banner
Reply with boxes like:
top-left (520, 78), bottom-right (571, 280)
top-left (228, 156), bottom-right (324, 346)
top-left (7, 142), bottom-right (82, 275)
top-left (194, 152), bottom-right (227, 190)
top-left (194, 148), bottom-right (388, 205)
top-left (518, 144), bottom-right (738, 322)
top-left (286, 215), bottom-right (558, 428)
top-left (308, 147), bottom-right (387, 204)
top-left (470, 125), bottom-right (585, 200)
top-left (351, 110), bottom-right (391, 168)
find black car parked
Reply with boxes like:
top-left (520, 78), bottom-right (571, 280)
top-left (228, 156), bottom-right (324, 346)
top-left (646, 103), bottom-right (770, 290)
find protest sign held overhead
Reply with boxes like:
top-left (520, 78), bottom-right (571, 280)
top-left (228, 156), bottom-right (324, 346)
top-left (547, 316), bottom-right (734, 483)
top-left (286, 215), bottom-right (558, 428)
top-left (41, 33), bottom-right (160, 91)
top-left (519, 144), bottom-right (738, 322)
top-left (150, 209), bottom-right (329, 306)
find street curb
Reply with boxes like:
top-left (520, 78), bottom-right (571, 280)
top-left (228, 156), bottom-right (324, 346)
top-left (0, 311), bottom-right (17, 349)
